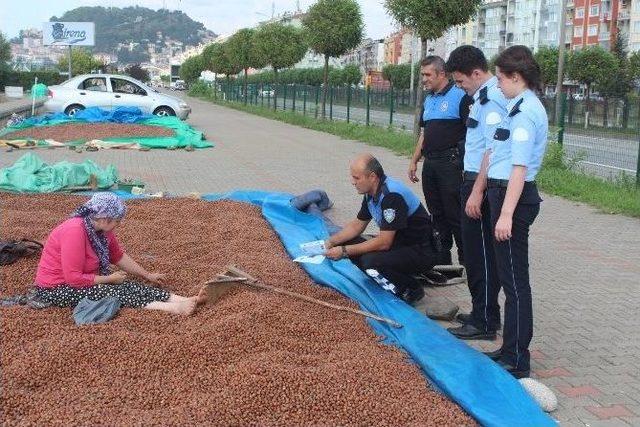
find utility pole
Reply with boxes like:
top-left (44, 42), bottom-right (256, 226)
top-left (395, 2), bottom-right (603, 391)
top-left (409, 33), bottom-right (415, 104)
top-left (555, 0), bottom-right (568, 125)
top-left (68, 45), bottom-right (72, 79)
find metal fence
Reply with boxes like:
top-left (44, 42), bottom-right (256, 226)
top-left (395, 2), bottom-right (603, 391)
top-left (210, 81), bottom-right (640, 185)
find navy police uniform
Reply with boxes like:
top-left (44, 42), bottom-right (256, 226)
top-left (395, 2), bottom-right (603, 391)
top-left (420, 81), bottom-right (473, 264)
top-left (461, 76), bottom-right (507, 333)
top-left (488, 88), bottom-right (548, 373)
top-left (350, 175), bottom-right (440, 300)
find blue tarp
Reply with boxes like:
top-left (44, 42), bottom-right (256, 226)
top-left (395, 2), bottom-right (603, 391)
top-left (21, 106), bottom-right (154, 126)
top-left (117, 189), bottom-right (557, 427)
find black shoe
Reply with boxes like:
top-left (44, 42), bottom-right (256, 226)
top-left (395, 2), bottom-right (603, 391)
top-left (497, 360), bottom-right (530, 379)
top-left (483, 348), bottom-right (502, 361)
top-left (447, 323), bottom-right (496, 340)
top-left (400, 286), bottom-right (425, 306)
top-left (456, 312), bottom-right (472, 324)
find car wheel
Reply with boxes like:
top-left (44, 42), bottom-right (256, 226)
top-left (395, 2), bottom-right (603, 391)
top-left (153, 106), bottom-right (176, 117)
top-left (64, 104), bottom-right (85, 117)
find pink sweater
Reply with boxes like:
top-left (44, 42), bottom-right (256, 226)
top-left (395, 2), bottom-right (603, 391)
top-left (35, 217), bottom-right (124, 288)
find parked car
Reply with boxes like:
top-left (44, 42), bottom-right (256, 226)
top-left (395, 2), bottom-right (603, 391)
top-left (171, 80), bottom-right (187, 91)
top-left (44, 74), bottom-right (191, 120)
top-left (259, 87), bottom-right (275, 97)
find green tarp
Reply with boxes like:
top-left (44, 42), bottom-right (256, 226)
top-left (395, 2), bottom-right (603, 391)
top-left (0, 153), bottom-right (118, 193)
top-left (1, 114), bottom-right (212, 149)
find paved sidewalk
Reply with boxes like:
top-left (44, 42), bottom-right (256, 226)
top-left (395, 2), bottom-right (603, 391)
top-left (2, 95), bottom-right (639, 426)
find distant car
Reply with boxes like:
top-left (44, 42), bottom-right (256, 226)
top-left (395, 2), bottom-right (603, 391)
top-left (259, 88), bottom-right (275, 97)
top-left (171, 80), bottom-right (187, 91)
top-left (572, 93), bottom-right (585, 101)
top-left (44, 74), bottom-right (191, 120)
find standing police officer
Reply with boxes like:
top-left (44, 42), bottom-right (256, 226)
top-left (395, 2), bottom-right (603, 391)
top-left (409, 56), bottom-right (473, 266)
top-left (326, 153), bottom-right (440, 304)
top-left (444, 46), bottom-right (507, 340)
top-left (484, 46), bottom-right (549, 379)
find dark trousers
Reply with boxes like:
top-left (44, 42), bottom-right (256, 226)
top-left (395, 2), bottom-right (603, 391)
top-left (422, 148), bottom-right (464, 264)
top-left (347, 237), bottom-right (439, 295)
top-left (488, 184), bottom-right (540, 371)
top-left (460, 179), bottom-right (501, 332)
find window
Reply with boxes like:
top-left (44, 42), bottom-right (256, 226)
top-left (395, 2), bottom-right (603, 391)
top-left (110, 78), bottom-right (146, 96)
top-left (79, 77), bottom-right (107, 92)
top-left (634, 21), bottom-right (640, 33)
top-left (590, 5), bottom-right (599, 16)
top-left (575, 7), bottom-right (584, 18)
top-left (574, 26), bottom-right (584, 37)
top-left (588, 25), bottom-right (598, 36)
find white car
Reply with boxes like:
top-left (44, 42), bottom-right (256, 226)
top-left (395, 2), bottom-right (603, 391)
top-left (44, 74), bottom-right (191, 120)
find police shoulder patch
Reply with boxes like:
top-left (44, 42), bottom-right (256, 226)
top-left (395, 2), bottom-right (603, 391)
top-left (383, 208), bottom-right (396, 223)
top-left (513, 127), bottom-right (530, 142)
top-left (485, 111), bottom-right (502, 125)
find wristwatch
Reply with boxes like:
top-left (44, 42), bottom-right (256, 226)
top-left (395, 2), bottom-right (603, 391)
top-left (341, 245), bottom-right (348, 258)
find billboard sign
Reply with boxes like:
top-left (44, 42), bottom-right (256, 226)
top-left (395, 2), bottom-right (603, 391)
top-left (43, 22), bottom-right (95, 46)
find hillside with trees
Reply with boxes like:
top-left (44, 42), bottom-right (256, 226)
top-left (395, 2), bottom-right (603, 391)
top-left (49, 6), bottom-right (216, 57)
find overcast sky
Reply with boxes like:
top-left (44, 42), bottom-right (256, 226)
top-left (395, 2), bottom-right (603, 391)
top-left (0, 0), bottom-right (398, 40)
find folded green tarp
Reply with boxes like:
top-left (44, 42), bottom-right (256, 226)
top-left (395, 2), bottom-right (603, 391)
top-left (0, 153), bottom-right (118, 193)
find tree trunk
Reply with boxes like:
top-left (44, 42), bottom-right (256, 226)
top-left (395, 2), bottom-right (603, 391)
top-left (274, 68), bottom-right (279, 111)
top-left (585, 83), bottom-right (591, 126)
top-left (322, 55), bottom-right (329, 119)
top-left (413, 38), bottom-right (427, 140)
top-left (243, 68), bottom-right (248, 104)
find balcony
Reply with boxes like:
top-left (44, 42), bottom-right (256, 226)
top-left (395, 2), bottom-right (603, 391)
top-left (599, 31), bottom-right (611, 41)
top-left (600, 11), bottom-right (612, 22)
top-left (618, 10), bottom-right (630, 20)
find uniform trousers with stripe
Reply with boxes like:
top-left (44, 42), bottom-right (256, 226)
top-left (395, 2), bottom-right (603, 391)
top-left (488, 183), bottom-right (540, 371)
top-left (460, 179), bottom-right (501, 333)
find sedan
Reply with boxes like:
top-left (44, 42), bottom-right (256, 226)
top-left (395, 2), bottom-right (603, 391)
top-left (44, 74), bottom-right (191, 120)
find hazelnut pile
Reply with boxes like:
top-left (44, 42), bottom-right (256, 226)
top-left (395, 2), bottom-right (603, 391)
top-left (4, 123), bottom-right (174, 143)
top-left (1, 194), bottom-right (475, 426)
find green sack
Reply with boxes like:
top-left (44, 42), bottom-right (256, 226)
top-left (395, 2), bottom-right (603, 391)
top-left (0, 153), bottom-right (118, 193)
top-left (31, 83), bottom-right (48, 98)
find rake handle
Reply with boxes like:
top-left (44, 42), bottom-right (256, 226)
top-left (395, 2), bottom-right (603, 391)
top-left (226, 265), bottom-right (402, 329)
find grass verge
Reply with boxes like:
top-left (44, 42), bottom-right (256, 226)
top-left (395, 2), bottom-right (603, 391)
top-left (190, 87), bottom-right (640, 218)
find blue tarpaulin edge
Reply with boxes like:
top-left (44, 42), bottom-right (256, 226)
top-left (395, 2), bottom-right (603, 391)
top-left (116, 189), bottom-right (556, 427)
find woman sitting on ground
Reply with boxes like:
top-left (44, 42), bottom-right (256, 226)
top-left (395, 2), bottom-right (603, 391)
top-left (34, 192), bottom-right (207, 315)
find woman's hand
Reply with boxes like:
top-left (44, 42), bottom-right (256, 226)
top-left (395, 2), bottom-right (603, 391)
top-left (144, 272), bottom-right (166, 285)
top-left (108, 271), bottom-right (127, 284)
top-left (494, 214), bottom-right (513, 242)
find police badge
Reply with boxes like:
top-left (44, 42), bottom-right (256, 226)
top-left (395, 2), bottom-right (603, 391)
top-left (383, 208), bottom-right (396, 223)
top-left (440, 101), bottom-right (448, 112)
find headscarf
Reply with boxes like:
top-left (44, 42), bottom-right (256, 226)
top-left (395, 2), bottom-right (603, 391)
top-left (73, 193), bottom-right (127, 275)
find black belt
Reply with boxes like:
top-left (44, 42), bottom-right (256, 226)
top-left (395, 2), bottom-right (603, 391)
top-left (463, 171), bottom-right (478, 181)
top-left (424, 146), bottom-right (458, 159)
top-left (487, 179), bottom-right (537, 188)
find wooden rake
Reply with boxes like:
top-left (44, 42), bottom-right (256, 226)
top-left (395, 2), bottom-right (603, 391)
top-left (204, 265), bottom-right (402, 329)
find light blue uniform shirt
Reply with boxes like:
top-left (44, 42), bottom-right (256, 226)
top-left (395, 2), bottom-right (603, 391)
top-left (488, 89), bottom-right (549, 181)
top-left (464, 76), bottom-right (508, 173)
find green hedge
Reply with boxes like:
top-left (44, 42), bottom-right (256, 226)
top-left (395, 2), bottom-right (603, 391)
top-left (0, 69), bottom-right (66, 91)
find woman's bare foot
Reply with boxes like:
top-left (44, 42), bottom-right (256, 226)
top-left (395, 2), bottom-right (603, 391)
top-left (196, 285), bottom-right (209, 306)
top-left (174, 297), bottom-right (197, 315)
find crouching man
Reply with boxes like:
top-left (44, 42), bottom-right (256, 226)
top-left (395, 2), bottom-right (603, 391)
top-left (324, 153), bottom-right (440, 305)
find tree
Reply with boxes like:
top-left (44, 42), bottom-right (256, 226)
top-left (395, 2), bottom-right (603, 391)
top-left (180, 54), bottom-right (205, 83)
top-left (303, 0), bottom-right (364, 118)
top-left (385, 0), bottom-right (483, 136)
top-left (0, 32), bottom-right (10, 64)
top-left (628, 51), bottom-right (640, 83)
top-left (382, 64), bottom-right (411, 89)
top-left (125, 63), bottom-right (150, 82)
top-left (226, 28), bottom-right (264, 102)
top-left (254, 22), bottom-right (308, 109)
top-left (328, 67), bottom-right (344, 86)
top-left (57, 48), bottom-right (105, 77)
top-left (343, 64), bottom-right (362, 86)
top-left (597, 35), bottom-right (632, 98)
top-left (209, 42), bottom-right (241, 81)
top-left (534, 46), bottom-right (559, 87)
top-left (567, 45), bottom-right (618, 112)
